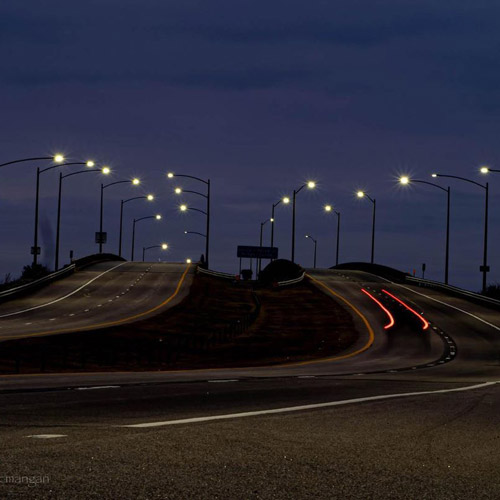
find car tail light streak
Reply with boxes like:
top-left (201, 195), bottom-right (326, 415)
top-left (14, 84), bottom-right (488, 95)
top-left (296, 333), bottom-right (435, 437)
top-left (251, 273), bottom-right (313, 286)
top-left (361, 288), bottom-right (395, 330)
top-left (381, 289), bottom-right (429, 330)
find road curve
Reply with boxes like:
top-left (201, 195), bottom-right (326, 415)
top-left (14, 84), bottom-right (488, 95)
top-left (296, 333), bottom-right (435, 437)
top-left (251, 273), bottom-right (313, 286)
top-left (1, 268), bottom-right (500, 499)
top-left (0, 261), bottom-right (193, 341)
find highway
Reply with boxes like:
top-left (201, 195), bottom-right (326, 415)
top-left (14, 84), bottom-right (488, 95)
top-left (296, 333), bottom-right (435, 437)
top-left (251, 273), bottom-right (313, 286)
top-left (1, 268), bottom-right (499, 499)
top-left (0, 261), bottom-right (193, 341)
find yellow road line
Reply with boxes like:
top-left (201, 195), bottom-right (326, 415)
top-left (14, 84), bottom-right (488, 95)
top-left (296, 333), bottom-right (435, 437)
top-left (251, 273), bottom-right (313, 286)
top-left (284, 274), bottom-right (375, 367)
top-left (2, 264), bottom-right (191, 341)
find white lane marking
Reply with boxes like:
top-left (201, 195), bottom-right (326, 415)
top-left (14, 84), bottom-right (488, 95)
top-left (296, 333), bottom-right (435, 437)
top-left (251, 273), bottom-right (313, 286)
top-left (69, 313), bottom-right (75, 317)
top-left (120, 381), bottom-right (498, 428)
top-left (49, 318), bottom-right (56, 321)
top-left (75, 385), bottom-right (120, 391)
top-left (26, 434), bottom-right (67, 439)
top-left (24, 322), bottom-right (32, 325)
top-left (207, 379), bottom-right (239, 383)
top-left (394, 284), bottom-right (500, 332)
top-left (0, 262), bottom-right (127, 318)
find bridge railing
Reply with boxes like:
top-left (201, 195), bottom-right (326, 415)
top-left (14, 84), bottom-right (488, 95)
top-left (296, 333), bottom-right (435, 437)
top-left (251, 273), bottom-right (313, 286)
top-left (0, 265), bottom-right (76, 303)
top-left (405, 276), bottom-right (500, 310)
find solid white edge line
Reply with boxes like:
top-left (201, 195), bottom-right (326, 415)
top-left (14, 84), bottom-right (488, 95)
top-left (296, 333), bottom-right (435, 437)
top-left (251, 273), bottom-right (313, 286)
top-left (395, 284), bottom-right (500, 332)
top-left (120, 381), bottom-right (498, 428)
top-left (0, 262), bottom-right (127, 318)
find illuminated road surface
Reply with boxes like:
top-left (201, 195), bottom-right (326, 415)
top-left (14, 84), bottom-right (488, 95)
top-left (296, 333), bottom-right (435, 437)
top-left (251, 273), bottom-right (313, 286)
top-left (1, 268), bottom-right (499, 499)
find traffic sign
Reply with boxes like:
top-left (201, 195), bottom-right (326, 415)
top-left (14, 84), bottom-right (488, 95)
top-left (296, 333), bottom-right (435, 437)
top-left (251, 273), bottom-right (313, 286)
top-left (237, 245), bottom-right (278, 259)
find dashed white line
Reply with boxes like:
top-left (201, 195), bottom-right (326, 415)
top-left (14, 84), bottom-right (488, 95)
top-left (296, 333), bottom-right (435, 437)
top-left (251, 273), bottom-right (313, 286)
top-left (0, 262), bottom-right (127, 318)
top-left (26, 434), bottom-right (67, 439)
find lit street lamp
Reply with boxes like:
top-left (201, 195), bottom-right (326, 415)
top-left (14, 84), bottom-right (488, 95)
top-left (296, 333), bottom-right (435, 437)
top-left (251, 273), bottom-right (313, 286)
top-left (399, 176), bottom-right (451, 284)
top-left (33, 160), bottom-right (94, 265)
top-left (118, 194), bottom-right (154, 257)
top-left (131, 215), bottom-right (162, 261)
top-left (168, 172), bottom-right (210, 268)
top-left (142, 243), bottom-right (168, 262)
top-left (99, 175), bottom-right (140, 253)
top-left (271, 196), bottom-right (290, 254)
top-left (291, 181), bottom-right (316, 263)
top-left (55, 167), bottom-right (108, 270)
top-left (357, 190), bottom-right (376, 264)
top-left (324, 205), bottom-right (341, 266)
top-left (432, 172), bottom-right (489, 293)
top-left (184, 230), bottom-right (206, 238)
top-left (305, 234), bottom-right (318, 268)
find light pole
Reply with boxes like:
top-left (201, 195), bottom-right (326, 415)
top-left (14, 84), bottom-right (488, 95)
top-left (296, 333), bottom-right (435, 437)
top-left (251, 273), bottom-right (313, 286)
top-left (168, 172), bottom-right (210, 268)
top-left (357, 191), bottom-right (376, 264)
top-left (55, 167), bottom-right (108, 270)
top-left (324, 205), bottom-right (341, 266)
top-left (119, 194), bottom-right (154, 257)
top-left (131, 215), bottom-right (162, 261)
top-left (432, 172), bottom-right (489, 293)
top-left (33, 160), bottom-right (95, 265)
top-left (305, 235), bottom-right (317, 268)
top-left (291, 181), bottom-right (316, 263)
top-left (259, 218), bottom-right (272, 274)
top-left (142, 243), bottom-right (168, 262)
top-left (100, 176), bottom-right (140, 253)
top-left (179, 202), bottom-right (208, 265)
top-left (399, 176), bottom-right (451, 284)
top-left (270, 196), bottom-right (290, 254)
top-left (1, 154), bottom-right (65, 264)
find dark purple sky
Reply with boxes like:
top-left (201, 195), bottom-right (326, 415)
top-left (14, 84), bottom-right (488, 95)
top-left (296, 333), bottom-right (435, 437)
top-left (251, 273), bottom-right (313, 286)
top-left (1, 0), bottom-right (500, 291)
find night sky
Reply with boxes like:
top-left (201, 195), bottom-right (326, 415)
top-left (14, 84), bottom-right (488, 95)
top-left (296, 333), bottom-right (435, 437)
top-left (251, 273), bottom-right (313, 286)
top-left (1, 1), bottom-right (500, 291)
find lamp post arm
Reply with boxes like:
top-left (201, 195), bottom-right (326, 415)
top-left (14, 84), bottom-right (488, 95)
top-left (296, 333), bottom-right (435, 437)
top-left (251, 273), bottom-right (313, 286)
top-left (135, 215), bottom-right (158, 223)
top-left (434, 174), bottom-right (486, 190)
top-left (172, 174), bottom-right (208, 185)
top-left (412, 179), bottom-right (449, 193)
top-left (122, 195), bottom-right (148, 204)
top-left (103, 179), bottom-right (133, 189)
top-left (40, 162), bottom-right (87, 174)
top-left (187, 207), bottom-right (207, 216)
top-left (185, 231), bottom-right (207, 238)
top-left (62, 169), bottom-right (100, 180)
top-left (0, 156), bottom-right (55, 168)
top-left (180, 189), bottom-right (207, 199)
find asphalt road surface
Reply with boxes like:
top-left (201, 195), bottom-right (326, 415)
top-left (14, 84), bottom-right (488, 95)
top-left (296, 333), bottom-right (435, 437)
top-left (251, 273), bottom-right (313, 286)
top-left (1, 268), bottom-right (499, 499)
top-left (0, 261), bottom-right (193, 341)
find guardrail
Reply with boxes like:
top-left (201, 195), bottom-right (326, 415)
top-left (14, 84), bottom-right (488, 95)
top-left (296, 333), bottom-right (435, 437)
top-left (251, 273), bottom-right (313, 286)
top-left (277, 272), bottom-right (306, 287)
top-left (405, 276), bottom-right (500, 309)
top-left (0, 264), bottom-right (76, 303)
top-left (197, 267), bottom-right (239, 280)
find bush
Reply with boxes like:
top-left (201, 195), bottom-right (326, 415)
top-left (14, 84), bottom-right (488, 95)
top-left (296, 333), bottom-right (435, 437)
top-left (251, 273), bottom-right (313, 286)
top-left (20, 263), bottom-right (50, 281)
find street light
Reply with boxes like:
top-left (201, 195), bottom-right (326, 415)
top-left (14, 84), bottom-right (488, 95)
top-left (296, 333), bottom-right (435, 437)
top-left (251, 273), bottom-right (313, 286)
top-left (324, 204), bottom-right (341, 266)
top-left (55, 167), bottom-right (109, 270)
top-left (168, 172), bottom-right (211, 268)
top-left (258, 218), bottom-right (272, 274)
top-left (399, 176), bottom-right (451, 284)
top-left (270, 196), bottom-right (290, 255)
top-left (184, 230), bottom-right (206, 238)
top-left (131, 215), bottom-right (162, 261)
top-left (99, 176), bottom-right (140, 253)
top-left (0, 154), bottom-right (65, 168)
top-left (32, 160), bottom-right (95, 265)
top-left (291, 181), bottom-right (316, 263)
top-left (432, 172), bottom-right (489, 293)
top-left (118, 194), bottom-right (154, 257)
top-left (305, 235), bottom-right (318, 268)
top-left (142, 243), bottom-right (168, 262)
top-left (357, 190), bottom-right (376, 264)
